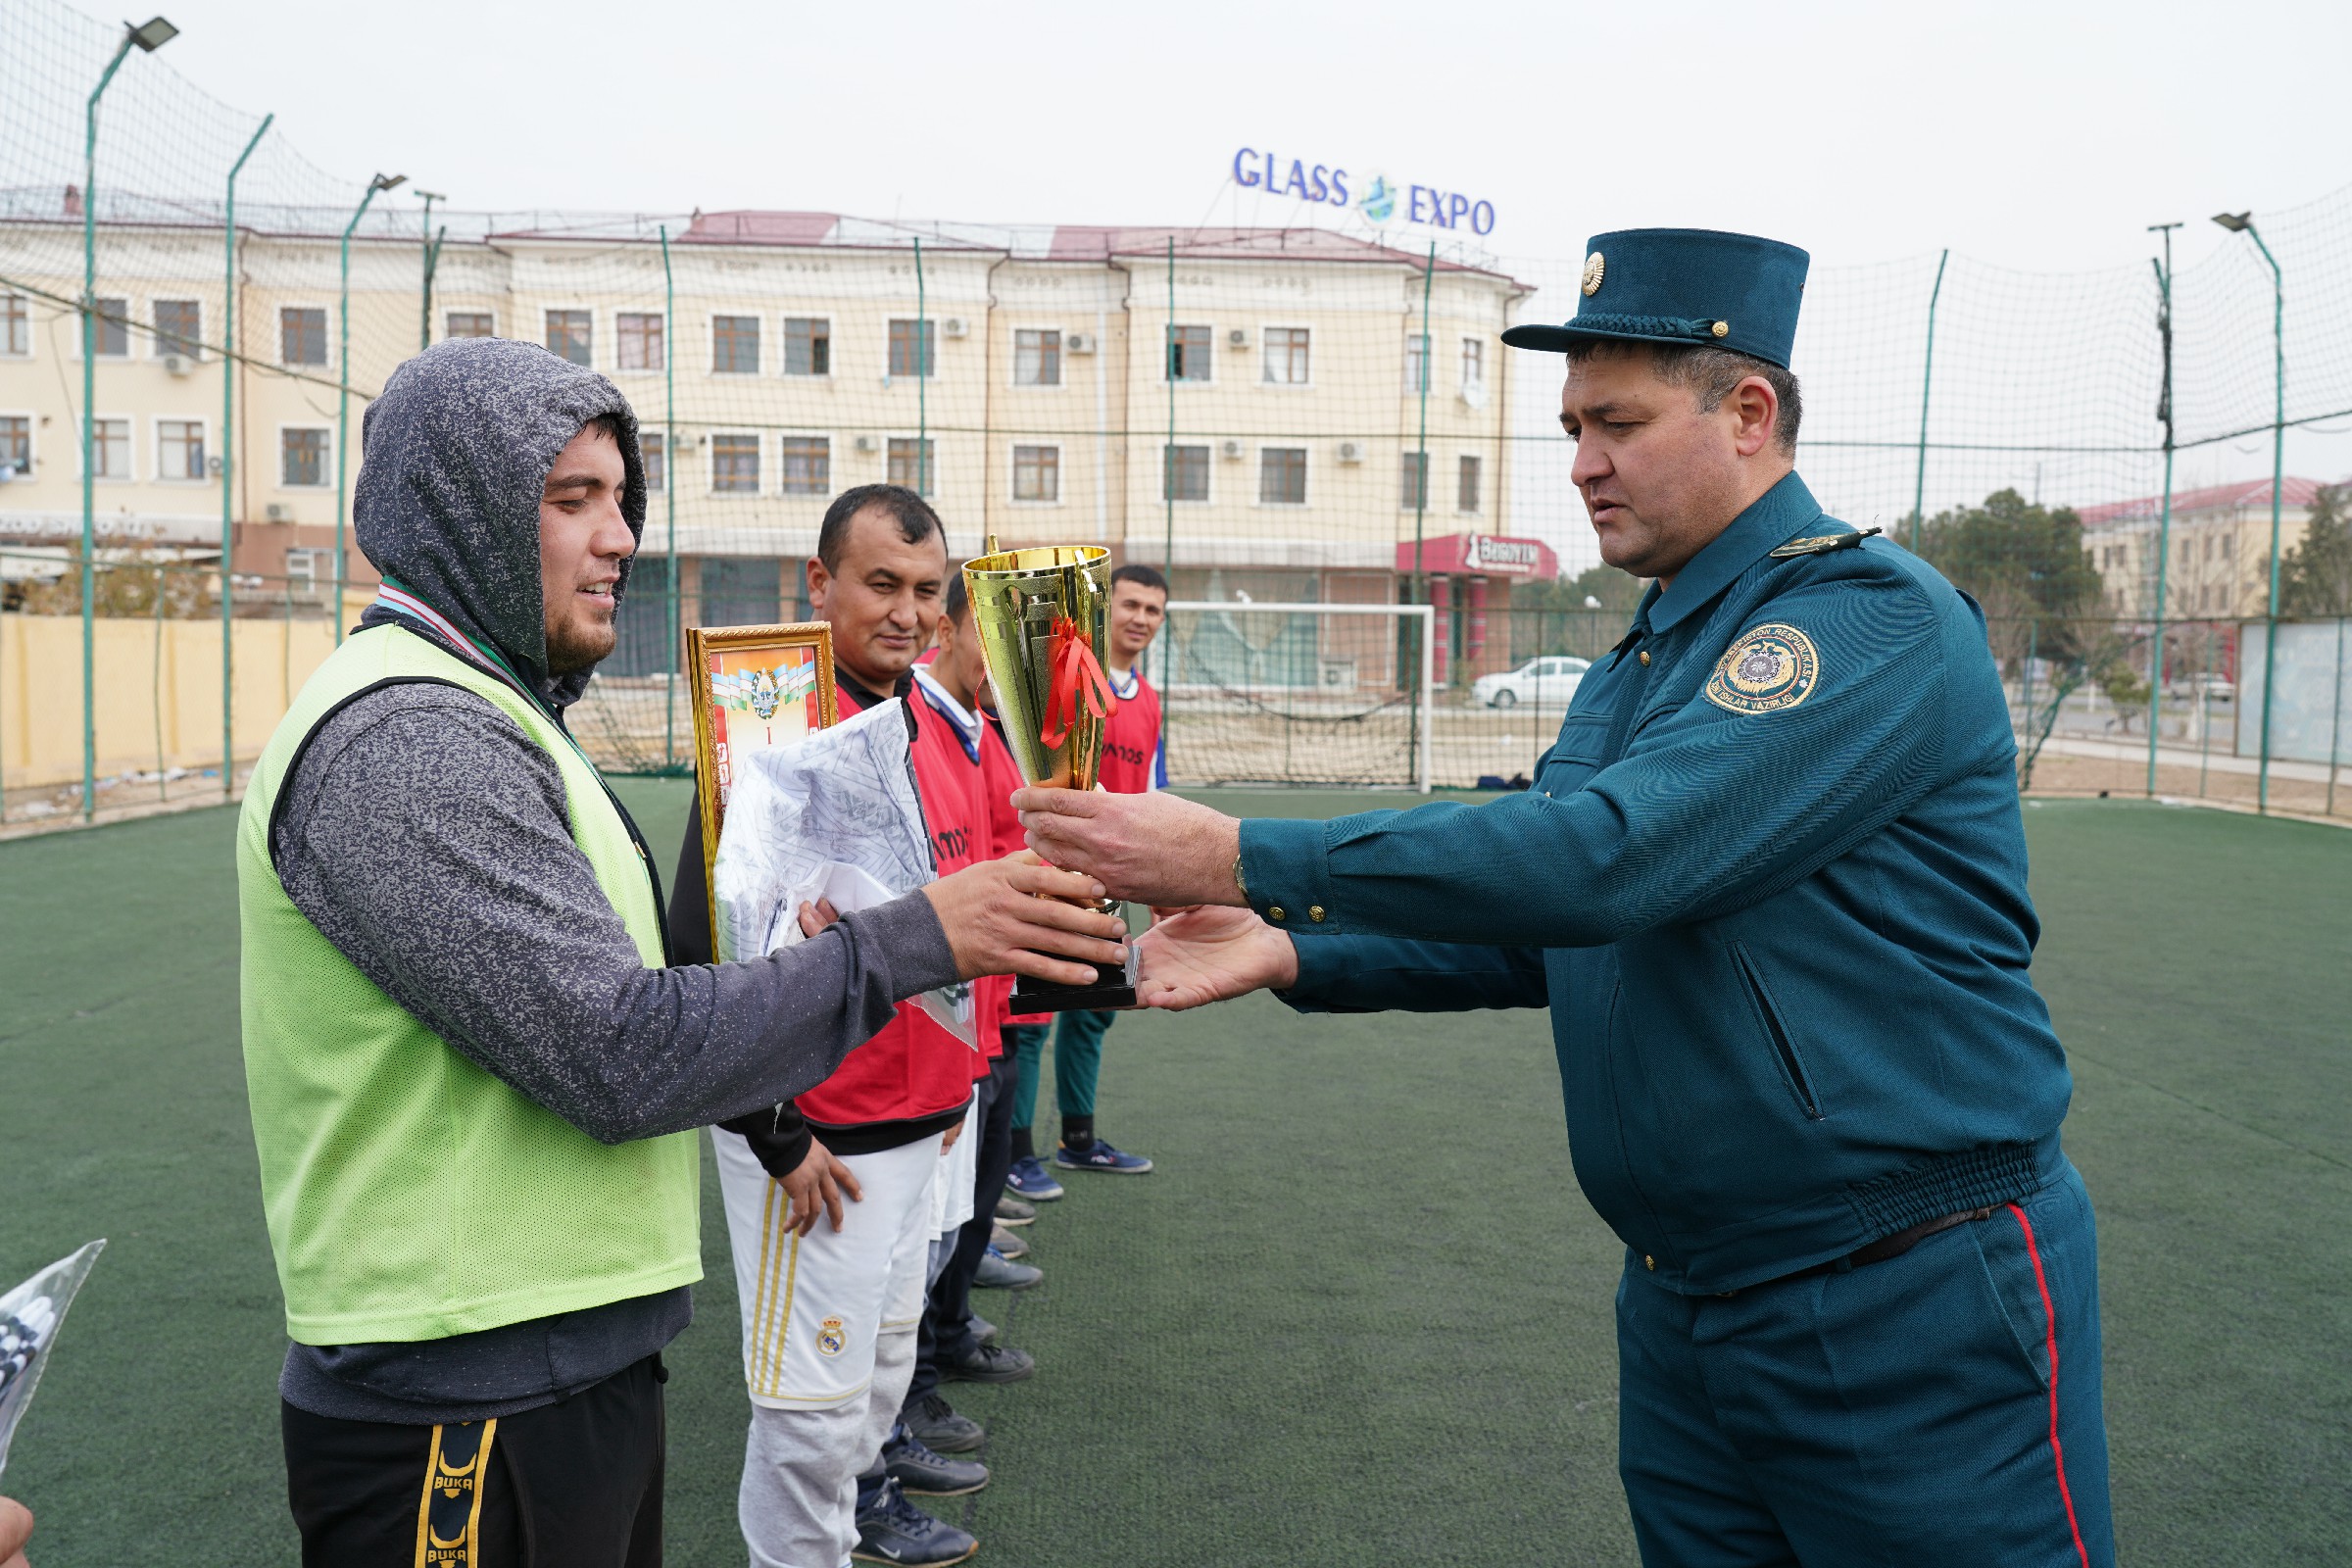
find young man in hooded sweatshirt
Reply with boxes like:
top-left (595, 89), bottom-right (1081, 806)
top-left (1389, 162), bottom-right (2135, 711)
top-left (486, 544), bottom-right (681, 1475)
top-left (237, 339), bottom-right (1124, 1567)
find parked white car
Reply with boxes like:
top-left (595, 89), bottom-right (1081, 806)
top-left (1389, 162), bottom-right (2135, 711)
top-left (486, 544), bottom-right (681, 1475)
top-left (1471, 655), bottom-right (1590, 709)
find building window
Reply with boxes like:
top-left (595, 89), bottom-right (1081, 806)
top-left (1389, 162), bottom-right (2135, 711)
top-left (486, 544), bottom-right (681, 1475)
top-left (158, 419), bottom-right (206, 480)
top-left (281, 308), bottom-right (326, 367)
top-left (154, 300), bottom-right (203, 360)
top-left (1400, 451), bottom-right (1429, 511)
top-left (281, 427), bottom-right (328, 487)
top-left (285, 548), bottom-right (326, 594)
top-left (780, 436), bottom-right (830, 496)
top-left (1405, 333), bottom-right (1429, 393)
top-left (1012, 444), bottom-right (1060, 503)
top-left (2, 294), bottom-right (28, 357)
top-left (445, 311), bottom-right (494, 339)
top-left (1014, 329), bottom-right (1060, 387)
top-left (784, 318), bottom-right (830, 376)
top-left (887, 318), bottom-right (934, 379)
top-left (711, 432), bottom-right (760, 494)
top-left (711, 315), bottom-right (760, 375)
top-left (0, 416), bottom-right (29, 478)
top-left (1167, 324), bottom-right (1210, 382)
top-left (887, 437), bottom-right (934, 495)
top-left (1458, 454), bottom-right (1482, 514)
top-left (545, 310), bottom-right (593, 368)
top-left (1163, 443), bottom-right (1208, 503)
top-left (91, 418), bottom-right (129, 479)
top-left (640, 431), bottom-right (665, 492)
top-left (1262, 327), bottom-right (1310, 385)
top-left (94, 297), bottom-right (130, 357)
top-left (617, 312), bottom-right (665, 371)
top-left (1259, 447), bottom-right (1307, 505)
top-left (1460, 337), bottom-right (1485, 390)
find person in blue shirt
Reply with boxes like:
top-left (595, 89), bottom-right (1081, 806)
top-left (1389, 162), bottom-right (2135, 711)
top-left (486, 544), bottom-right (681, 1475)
top-left (1014, 229), bottom-right (2114, 1568)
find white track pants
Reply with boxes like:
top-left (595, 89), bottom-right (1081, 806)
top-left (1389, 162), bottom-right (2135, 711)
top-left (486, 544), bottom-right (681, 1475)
top-left (712, 1128), bottom-right (940, 1568)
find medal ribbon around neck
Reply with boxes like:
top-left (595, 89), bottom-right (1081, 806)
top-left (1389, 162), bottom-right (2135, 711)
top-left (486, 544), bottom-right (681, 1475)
top-left (1040, 614), bottom-right (1117, 749)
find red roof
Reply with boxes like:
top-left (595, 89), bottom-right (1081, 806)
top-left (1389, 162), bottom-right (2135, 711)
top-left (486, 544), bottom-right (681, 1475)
top-left (681, 211), bottom-right (843, 245)
top-left (2077, 476), bottom-right (2328, 526)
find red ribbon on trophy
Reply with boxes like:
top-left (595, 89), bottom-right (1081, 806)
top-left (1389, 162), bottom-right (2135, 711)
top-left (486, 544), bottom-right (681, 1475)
top-left (1040, 614), bottom-right (1117, 749)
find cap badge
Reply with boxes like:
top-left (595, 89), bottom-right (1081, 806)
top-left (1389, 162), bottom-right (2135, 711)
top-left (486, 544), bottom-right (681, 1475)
top-left (1581, 252), bottom-right (1605, 296)
top-left (1711, 320), bottom-right (1730, 338)
top-left (1704, 623), bottom-right (1820, 715)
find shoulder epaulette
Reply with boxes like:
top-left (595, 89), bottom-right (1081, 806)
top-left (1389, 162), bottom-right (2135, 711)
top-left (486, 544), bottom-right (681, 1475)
top-left (1769, 526), bottom-right (1882, 559)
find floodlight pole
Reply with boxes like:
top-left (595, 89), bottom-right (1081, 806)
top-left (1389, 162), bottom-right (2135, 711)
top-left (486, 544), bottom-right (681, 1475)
top-left (913, 236), bottom-right (927, 494)
top-left (335, 173), bottom-right (403, 647)
top-left (2145, 222), bottom-right (2180, 798)
top-left (1909, 248), bottom-right (1948, 553)
top-left (2217, 217), bottom-right (2285, 811)
top-left (80, 20), bottom-right (175, 821)
top-left (222, 112), bottom-right (272, 800)
top-left (1411, 242), bottom-right (1435, 768)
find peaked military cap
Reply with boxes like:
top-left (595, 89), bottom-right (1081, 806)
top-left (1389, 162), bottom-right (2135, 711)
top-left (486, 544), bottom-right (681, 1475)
top-left (1501, 227), bottom-right (1810, 369)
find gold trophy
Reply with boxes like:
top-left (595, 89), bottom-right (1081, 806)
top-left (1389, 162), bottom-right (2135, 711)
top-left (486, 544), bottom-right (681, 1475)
top-left (965, 540), bottom-right (1140, 1011)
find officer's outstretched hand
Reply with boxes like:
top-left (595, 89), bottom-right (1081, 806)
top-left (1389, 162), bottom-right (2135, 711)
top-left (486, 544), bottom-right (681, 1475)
top-left (0, 1494), bottom-right (31, 1568)
top-left (1134, 905), bottom-right (1298, 1010)
top-left (1013, 788), bottom-right (1245, 907)
top-left (921, 854), bottom-right (1128, 985)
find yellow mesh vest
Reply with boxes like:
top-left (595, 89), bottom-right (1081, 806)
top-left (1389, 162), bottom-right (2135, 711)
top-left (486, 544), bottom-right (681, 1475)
top-left (237, 623), bottom-right (700, 1345)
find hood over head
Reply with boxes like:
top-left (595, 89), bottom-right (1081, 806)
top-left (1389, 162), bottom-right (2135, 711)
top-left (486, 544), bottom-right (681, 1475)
top-left (355, 337), bottom-right (647, 709)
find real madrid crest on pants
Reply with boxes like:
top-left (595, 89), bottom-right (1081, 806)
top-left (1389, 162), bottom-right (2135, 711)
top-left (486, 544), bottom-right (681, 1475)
top-left (1705, 623), bottom-right (1821, 714)
top-left (816, 1315), bottom-right (849, 1357)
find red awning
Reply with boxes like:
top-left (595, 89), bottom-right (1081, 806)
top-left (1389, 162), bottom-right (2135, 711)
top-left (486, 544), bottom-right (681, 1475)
top-left (1395, 533), bottom-right (1558, 577)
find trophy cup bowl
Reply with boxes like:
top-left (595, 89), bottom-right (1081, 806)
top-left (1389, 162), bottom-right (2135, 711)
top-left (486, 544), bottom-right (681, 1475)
top-left (964, 543), bottom-right (1140, 1011)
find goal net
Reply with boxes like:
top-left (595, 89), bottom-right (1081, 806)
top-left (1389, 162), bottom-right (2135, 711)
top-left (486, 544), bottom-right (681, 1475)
top-left (1154, 602), bottom-right (1435, 790)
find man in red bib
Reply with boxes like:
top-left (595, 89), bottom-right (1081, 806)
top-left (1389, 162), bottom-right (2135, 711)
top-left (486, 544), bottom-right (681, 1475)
top-left (1005, 564), bottom-right (1170, 1196)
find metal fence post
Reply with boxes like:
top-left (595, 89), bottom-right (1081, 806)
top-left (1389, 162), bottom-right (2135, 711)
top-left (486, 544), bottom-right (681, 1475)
top-left (222, 114), bottom-right (272, 800)
top-left (336, 173), bottom-right (403, 648)
top-left (2145, 224), bottom-right (2180, 796)
top-left (1909, 249), bottom-right (1948, 553)
top-left (660, 222), bottom-right (677, 770)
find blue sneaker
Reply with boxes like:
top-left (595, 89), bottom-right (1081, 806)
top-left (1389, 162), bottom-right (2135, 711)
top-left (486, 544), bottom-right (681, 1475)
top-left (1053, 1138), bottom-right (1153, 1175)
top-left (1006, 1155), bottom-right (1064, 1201)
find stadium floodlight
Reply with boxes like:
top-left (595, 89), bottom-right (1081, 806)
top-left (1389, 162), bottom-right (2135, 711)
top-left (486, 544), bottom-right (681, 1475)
top-left (2210, 208), bottom-right (2286, 810)
top-left (371, 172), bottom-right (408, 192)
top-left (78, 13), bottom-right (178, 818)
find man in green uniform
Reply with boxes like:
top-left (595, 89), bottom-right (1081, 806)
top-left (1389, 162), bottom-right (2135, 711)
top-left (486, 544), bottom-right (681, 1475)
top-left (1016, 230), bottom-right (2113, 1567)
top-left (237, 337), bottom-right (1124, 1565)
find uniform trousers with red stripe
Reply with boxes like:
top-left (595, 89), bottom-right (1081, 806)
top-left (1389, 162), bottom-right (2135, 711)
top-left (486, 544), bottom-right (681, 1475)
top-left (1614, 1159), bottom-right (2112, 1568)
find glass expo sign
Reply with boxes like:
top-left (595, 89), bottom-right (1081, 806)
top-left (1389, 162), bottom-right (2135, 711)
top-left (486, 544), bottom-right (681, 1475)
top-left (1230, 147), bottom-right (1497, 237)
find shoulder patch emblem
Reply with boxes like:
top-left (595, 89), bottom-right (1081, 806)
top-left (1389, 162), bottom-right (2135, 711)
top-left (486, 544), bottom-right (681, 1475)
top-left (1705, 623), bottom-right (1820, 714)
top-left (1769, 526), bottom-right (1882, 559)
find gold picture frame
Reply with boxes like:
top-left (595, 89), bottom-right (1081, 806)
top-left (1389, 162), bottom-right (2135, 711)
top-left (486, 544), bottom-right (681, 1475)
top-left (687, 621), bottom-right (840, 938)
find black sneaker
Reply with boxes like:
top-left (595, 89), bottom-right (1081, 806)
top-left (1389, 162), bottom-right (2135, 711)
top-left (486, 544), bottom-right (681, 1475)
top-left (944, 1341), bottom-right (1035, 1384)
top-left (882, 1429), bottom-right (989, 1496)
top-left (853, 1478), bottom-right (978, 1565)
top-left (902, 1392), bottom-right (985, 1454)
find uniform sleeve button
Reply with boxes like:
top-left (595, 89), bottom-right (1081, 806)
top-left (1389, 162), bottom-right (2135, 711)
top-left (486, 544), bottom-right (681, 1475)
top-left (1643, 1254), bottom-right (1656, 1271)
top-left (1269, 906), bottom-right (1286, 921)
top-left (1308, 905), bottom-right (1326, 922)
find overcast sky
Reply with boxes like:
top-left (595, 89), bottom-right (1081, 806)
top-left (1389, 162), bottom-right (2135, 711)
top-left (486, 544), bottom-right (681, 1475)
top-left (151, 0), bottom-right (2346, 278)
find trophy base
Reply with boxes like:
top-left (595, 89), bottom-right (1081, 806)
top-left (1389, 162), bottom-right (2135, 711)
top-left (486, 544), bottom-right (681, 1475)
top-left (1011, 950), bottom-right (1139, 1013)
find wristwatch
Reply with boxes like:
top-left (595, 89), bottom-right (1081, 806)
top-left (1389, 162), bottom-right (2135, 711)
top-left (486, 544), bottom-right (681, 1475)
top-left (1232, 855), bottom-right (1249, 900)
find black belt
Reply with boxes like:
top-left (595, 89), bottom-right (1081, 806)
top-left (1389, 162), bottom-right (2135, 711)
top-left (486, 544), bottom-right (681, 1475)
top-left (1723, 1206), bottom-right (1996, 1297)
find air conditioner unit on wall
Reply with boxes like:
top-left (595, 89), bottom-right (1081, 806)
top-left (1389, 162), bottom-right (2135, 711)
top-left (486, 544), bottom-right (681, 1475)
top-left (1227, 328), bottom-right (1248, 348)
top-left (1065, 331), bottom-right (1096, 354)
top-left (161, 353), bottom-right (193, 377)
top-left (265, 503), bottom-right (289, 521)
top-left (855, 435), bottom-right (877, 454)
top-left (942, 318), bottom-right (968, 338)
top-left (1219, 439), bottom-right (1244, 461)
top-left (1336, 441), bottom-right (1363, 464)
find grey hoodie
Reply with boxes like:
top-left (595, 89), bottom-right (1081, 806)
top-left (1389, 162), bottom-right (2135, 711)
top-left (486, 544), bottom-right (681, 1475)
top-left (268, 339), bottom-right (957, 1423)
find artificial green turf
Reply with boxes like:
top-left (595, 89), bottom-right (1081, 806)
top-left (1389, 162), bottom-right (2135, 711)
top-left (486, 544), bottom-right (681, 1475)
top-left (1, 789), bottom-right (2345, 1564)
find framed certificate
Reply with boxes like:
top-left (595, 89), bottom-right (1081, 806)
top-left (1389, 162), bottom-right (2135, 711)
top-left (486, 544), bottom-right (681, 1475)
top-left (687, 621), bottom-right (839, 933)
